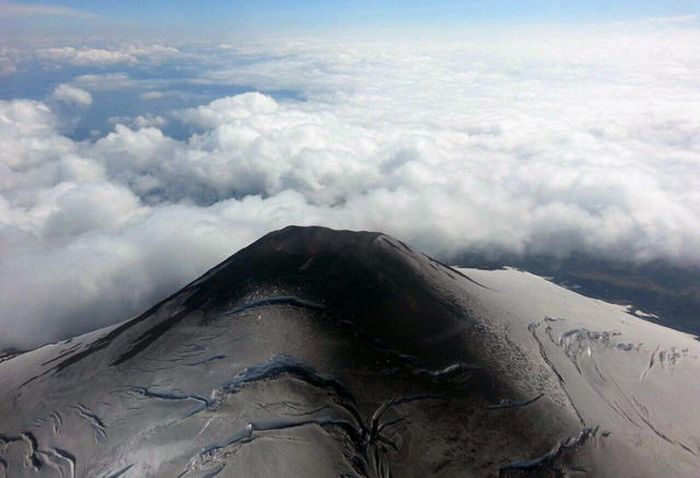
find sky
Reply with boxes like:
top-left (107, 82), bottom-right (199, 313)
top-left (1, 1), bottom-right (700, 349)
top-left (1, 1), bottom-right (700, 39)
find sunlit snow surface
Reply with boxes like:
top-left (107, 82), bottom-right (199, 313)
top-left (0, 227), bottom-right (698, 477)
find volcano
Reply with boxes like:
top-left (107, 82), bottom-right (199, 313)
top-left (1, 226), bottom-right (698, 477)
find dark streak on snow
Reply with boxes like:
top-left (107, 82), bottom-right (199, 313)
top-left (184, 355), bottom-right (227, 367)
top-left (486, 393), bottom-right (544, 410)
top-left (72, 404), bottom-right (106, 440)
top-left (499, 427), bottom-right (599, 477)
top-left (528, 320), bottom-right (586, 427)
top-left (128, 386), bottom-right (210, 417)
top-left (224, 296), bottom-right (326, 317)
top-left (111, 308), bottom-right (192, 366)
top-left (423, 254), bottom-right (492, 290)
top-left (41, 344), bottom-right (82, 366)
top-left (104, 464), bottom-right (134, 478)
top-left (52, 447), bottom-right (76, 478)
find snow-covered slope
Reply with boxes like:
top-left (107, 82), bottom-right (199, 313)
top-left (0, 226), bottom-right (698, 477)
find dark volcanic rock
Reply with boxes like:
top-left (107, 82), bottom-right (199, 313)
top-left (0, 226), bottom-right (698, 477)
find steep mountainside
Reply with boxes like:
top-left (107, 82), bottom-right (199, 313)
top-left (0, 226), bottom-right (698, 477)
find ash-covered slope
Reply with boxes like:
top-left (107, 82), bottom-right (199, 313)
top-left (0, 226), bottom-right (699, 477)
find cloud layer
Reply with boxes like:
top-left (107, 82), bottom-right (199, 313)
top-left (1, 25), bottom-right (700, 349)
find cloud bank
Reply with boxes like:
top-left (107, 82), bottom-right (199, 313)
top-left (36, 45), bottom-right (179, 67)
top-left (1, 26), bottom-right (700, 349)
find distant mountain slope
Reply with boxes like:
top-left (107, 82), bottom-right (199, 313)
top-left (457, 253), bottom-right (700, 337)
top-left (0, 226), bottom-right (698, 477)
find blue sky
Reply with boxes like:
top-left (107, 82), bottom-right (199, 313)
top-left (2, 0), bottom-right (699, 39)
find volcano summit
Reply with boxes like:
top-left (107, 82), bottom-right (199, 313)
top-left (0, 226), bottom-right (698, 477)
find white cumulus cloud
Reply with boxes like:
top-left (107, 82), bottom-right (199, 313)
top-left (51, 84), bottom-right (93, 107)
top-left (1, 24), bottom-right (700, 349)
